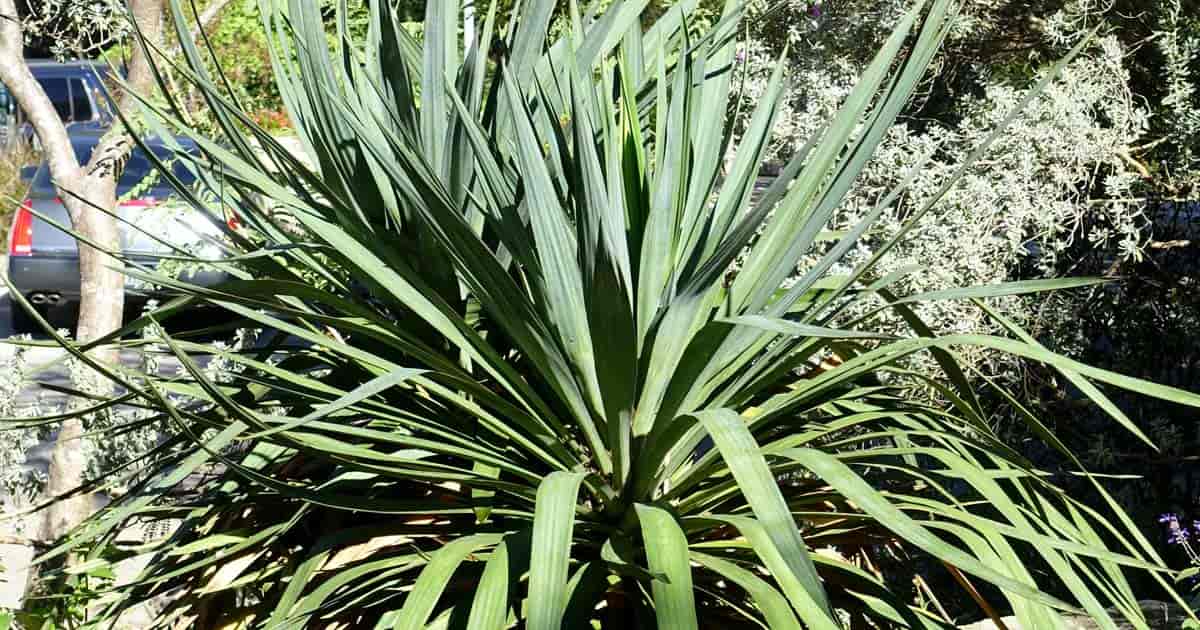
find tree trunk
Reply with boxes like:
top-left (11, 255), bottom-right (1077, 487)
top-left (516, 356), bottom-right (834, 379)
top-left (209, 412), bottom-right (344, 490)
top-left (0, 0), bottom-right (165, 542)
top-left (42, 183), bottom-right (122, 541)
top-left (125, 0), bottom-right (164, 98)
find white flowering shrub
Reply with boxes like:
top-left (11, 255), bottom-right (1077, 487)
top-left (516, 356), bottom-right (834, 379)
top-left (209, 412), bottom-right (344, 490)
top-left (730, 0), bottom-right (1200, 602)
top-left (737, 0), bottom-right (1158, 372)
top-left (0, 340), bottom-right (46, 512)
top-left (1154, 0), bottom-right (1200, 194)
top-left (0, 319), bottom-right (258, 529)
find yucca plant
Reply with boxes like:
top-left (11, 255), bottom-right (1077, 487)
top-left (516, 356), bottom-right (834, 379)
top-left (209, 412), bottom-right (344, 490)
top-left (18, 0), bottom-right (1200, 627)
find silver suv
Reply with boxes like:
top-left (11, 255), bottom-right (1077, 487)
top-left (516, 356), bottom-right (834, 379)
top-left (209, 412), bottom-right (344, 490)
top-left (7, 133), bottom-right (231, 330)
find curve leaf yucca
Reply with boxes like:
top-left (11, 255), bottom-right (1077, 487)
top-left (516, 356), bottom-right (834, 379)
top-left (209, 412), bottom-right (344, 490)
top-left (22, 0), bottom-right (1200, 627)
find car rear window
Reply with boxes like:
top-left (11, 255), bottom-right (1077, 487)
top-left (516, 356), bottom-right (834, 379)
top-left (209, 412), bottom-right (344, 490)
top-left (70, 79), bottom-right (92, 121)
top-left (30, 146), bottom-right (201, 197)
top-left (37, 78), bottom-right (70, 121)
top-left (30, 166), bottom-right (58, 196)
top-left (116, 151), bottom-right (199, 196)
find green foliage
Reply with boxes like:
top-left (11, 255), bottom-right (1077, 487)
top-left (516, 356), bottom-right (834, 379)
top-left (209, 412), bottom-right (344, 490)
top-left (205, 0), bottom-right (284, 127)
top-left (166, 0), bottom-right (372, 133)
top-left (736, 5), bottom-right (1200, 604)
top-left (26, 0), bottom-right (1200, 627)
top-left (10, 564), bottom-right (114, 630)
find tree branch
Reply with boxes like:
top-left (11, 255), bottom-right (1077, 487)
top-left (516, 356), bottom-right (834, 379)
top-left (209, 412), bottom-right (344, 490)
top-left (197, 0), bottom-right (234, 30)
top-left (164, 0), bottom-right (234, 58)
top-left (0, 0), bottom-right (83, 188)
top-left (82, 0), bottom-right (165, 181)
top-left (0, 534), bottom-right (48, 548)
top-left (1148, 239), bottom-right (1191, 250)
top-left (0, 0), bottom-right (168, 546)
top-left (1117, 147), bottom-right (1151, 179)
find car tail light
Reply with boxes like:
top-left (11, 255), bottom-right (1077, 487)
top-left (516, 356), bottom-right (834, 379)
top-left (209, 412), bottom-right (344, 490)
top-left (119, 197), bottom-right (158, 208)
top-left (9, 200), bottom-right (33, 256)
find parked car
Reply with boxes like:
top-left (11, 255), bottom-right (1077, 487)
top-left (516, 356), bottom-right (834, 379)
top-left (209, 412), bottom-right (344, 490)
top-left (0, 60), bottom-right (113, 146)
top-left (7, 133), bottom-right (231, 330)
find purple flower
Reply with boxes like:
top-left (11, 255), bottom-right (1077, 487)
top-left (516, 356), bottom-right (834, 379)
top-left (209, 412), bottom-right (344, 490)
top-left (809, 1), bottom-right (822, 18)
top-left (1161, 514), bottom-right (1191, 545)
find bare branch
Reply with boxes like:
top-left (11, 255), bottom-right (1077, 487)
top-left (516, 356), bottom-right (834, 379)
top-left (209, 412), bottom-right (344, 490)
top-left (1117, 147), bottom-right (1151, 179)
top-left (84, 0), bottom-right (163, 180)
top-left (0, 534), bottom-right (48, 548)
top-left (1148, 239), bottom-right (1192, 250)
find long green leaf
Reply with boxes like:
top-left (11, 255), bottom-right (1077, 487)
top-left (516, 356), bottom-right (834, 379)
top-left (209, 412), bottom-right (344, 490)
top-left (691, 410), bottom-right (832, 615)
top-left (635, 504), bottom-right (698, 630)
top-left (392, 535), bottom-right (503, 629)
top-left (527, 472), bottom-right (586, 630)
